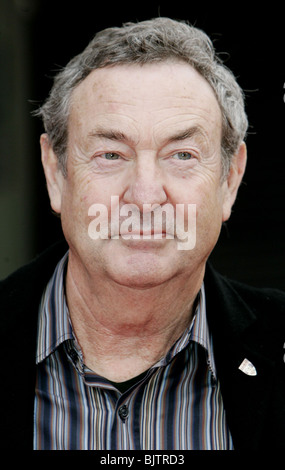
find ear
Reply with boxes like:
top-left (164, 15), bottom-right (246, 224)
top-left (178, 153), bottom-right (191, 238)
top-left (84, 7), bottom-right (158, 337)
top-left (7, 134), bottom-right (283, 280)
top-left (222, 142), bottom-right (247, 222)
top-left (40, 133), bottom-right (65, 214)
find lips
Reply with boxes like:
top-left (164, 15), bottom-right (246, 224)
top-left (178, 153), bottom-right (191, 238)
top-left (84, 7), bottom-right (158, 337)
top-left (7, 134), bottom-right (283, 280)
top-left (119, 230), bottom-right (167, 237)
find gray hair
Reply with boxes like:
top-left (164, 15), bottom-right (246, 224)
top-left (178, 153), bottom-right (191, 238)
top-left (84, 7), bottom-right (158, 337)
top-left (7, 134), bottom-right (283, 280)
top-left (35, 17), bottom-right (248, 177)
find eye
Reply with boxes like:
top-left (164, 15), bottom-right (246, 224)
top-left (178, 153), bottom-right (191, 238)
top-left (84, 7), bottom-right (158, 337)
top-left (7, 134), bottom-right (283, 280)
top-left (101, 152), bottom-right (121, 160)
top-left (172, 151), bottom-right (193, 160)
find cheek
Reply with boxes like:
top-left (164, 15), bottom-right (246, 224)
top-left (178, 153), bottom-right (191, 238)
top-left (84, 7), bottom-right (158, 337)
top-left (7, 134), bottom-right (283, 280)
top-left (196, 189), bottom-right (225, 250)
top-left (64, 170), bottom-right (96, 210)
top-left (174, 172), bottom-right (223, 211)
top-left (59, 175), bottom-right (92, 238)
top-left (60, 174), bottom-right (119, 241)
top-left (182, 178), bottom-right (224, 240)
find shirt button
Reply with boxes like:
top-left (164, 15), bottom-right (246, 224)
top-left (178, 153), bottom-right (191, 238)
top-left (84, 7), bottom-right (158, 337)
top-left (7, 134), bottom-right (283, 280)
top-left (118, 404), bottom-right (129, 421)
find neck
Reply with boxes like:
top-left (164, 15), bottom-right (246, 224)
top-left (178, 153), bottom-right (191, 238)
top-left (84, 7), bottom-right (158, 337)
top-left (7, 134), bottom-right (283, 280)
top-left (65, 257), bottom-right (204, 382)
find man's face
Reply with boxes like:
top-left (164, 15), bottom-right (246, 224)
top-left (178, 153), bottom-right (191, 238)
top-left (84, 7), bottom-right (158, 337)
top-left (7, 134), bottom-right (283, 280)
top-left (43, 61), bottom-right (245, 288)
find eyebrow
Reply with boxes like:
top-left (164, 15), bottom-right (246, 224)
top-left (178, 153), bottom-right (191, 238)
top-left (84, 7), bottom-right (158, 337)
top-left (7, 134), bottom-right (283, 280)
top-left (88, 125), bottom-right (204, 146)
top-left (88, 128), bottom-right (134, 144)
top-left (166, 126), bottom-right (204, 143)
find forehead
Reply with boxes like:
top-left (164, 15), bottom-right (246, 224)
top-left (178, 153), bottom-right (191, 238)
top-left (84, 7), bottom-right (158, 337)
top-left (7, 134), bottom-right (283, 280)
top-left (69, 61), bottom-right (222, 143)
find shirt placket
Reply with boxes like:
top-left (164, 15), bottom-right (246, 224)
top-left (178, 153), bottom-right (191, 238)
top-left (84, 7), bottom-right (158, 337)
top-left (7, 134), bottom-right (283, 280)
top-left (111, 396), bottom-right (132, 449)
top-left (79, 359), bottom-right (138, 450)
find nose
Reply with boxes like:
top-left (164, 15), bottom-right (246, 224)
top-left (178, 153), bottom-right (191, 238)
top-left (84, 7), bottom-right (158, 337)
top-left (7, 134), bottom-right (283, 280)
top-left (122, 153), bottom-right (168, 210)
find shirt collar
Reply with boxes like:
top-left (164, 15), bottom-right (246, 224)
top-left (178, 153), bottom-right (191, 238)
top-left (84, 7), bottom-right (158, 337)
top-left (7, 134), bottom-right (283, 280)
top-left (36, 251), bottom-right (72, 364)
top-left (36, 253), bottom-right (216, 379)
top-left (152, 284), bottom-right (217, 379)
top-left (190, 283), bottom-right (217, 378)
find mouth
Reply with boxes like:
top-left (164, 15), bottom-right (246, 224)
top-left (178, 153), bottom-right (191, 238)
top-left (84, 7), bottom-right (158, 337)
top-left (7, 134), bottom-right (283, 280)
top-left (110, 231), bottom-right (174, 251)
top-left (117, 230), bottom-right (169, 239)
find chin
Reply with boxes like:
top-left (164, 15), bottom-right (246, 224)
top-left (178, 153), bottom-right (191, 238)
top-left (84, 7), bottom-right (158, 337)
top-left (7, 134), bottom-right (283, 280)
top-left (112, 273), bottom-right (168, 290)
top-left (107, 255), bottom-right (176, 289)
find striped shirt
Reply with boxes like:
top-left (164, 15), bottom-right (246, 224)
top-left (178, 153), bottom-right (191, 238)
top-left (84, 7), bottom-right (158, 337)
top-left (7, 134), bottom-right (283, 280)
top-left (33, 252), bottom-right (233, 450)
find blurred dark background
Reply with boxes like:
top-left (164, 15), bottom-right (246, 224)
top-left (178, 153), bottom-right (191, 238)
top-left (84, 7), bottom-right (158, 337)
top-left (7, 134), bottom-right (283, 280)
top-left (1, 0), bottom-right (284, 289)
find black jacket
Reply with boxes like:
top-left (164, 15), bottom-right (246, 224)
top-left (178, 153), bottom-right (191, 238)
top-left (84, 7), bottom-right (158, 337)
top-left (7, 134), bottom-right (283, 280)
top-left (1, 241), bottom-right (285, 450)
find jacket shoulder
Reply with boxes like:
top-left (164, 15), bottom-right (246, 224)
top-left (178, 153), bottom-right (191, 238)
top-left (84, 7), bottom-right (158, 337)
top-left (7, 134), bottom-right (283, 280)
top-left (206, 262), bottom-right (285, 315)
top-left (222, 273), bottom-right (285, 317)
top-left (204, 263), bottom-right (285, 351)
top-left (0, 240), bottom-right (68, 329)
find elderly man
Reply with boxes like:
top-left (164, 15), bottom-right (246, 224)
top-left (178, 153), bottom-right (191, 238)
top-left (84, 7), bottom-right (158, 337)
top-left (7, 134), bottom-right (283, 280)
top-left (1, 18), bottom-right (285, 451)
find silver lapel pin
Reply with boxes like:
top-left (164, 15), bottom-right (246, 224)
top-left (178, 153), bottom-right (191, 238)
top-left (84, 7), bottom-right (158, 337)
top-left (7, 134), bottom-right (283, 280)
top-left (238, 358), bottom-right (257, 376)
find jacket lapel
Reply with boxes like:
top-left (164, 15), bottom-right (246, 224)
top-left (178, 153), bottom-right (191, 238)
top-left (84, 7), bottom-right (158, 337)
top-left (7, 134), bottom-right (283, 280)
top-left (204, 263), bottom-right (276, 450)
